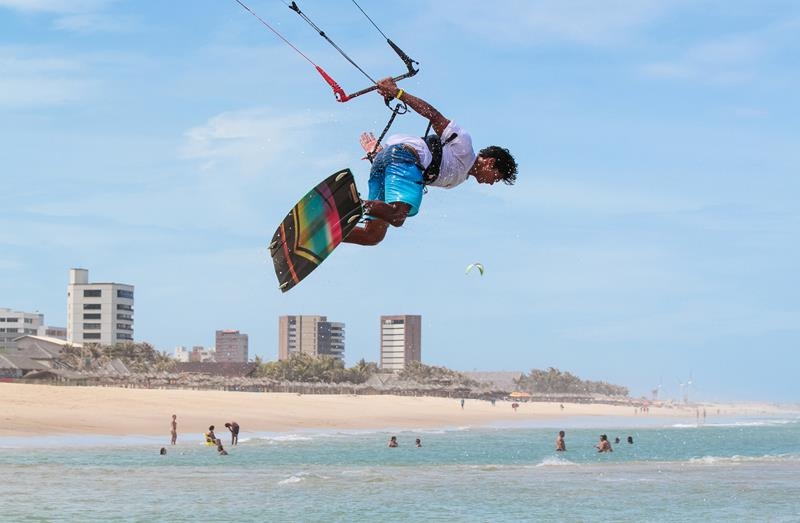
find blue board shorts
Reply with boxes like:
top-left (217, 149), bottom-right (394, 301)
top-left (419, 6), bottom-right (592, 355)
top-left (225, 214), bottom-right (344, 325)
top-left (367, 144), bottom-right (423, 217)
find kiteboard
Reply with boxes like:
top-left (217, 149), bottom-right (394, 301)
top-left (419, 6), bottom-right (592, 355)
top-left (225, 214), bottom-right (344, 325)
top-left (268, 168), bottom-right (363, 292)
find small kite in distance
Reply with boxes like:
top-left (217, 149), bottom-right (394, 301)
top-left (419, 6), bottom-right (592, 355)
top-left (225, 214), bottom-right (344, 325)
top-left (465, 263), bottom-right (485, 276)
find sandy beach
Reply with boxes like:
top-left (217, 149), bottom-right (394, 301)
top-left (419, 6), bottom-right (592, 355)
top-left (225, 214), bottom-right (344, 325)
top-left (0, 383), bottom-right (794, 438)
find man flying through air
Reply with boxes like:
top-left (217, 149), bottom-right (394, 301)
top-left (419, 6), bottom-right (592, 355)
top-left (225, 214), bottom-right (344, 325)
top-left (344, 77), bottom-right (518, 246)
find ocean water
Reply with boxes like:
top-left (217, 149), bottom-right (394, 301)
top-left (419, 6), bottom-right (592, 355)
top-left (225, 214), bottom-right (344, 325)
top-left (3, 417), bottom-right (800, 522)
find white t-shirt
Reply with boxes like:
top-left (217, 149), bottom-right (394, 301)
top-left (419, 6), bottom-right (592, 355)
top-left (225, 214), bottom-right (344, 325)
top-left (384, 121), bottom-right (476, 189)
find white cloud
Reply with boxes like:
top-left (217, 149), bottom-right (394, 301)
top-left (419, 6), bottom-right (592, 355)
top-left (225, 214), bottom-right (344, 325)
top-left (430, 0), bottom-right (684, 46)
top-left (0, 0), bottom-right (114, 14)
top-left (53, 13), bottom-right (135, 33)
top-left (505, 175), bottom-right (698, 215)
top-left (563, 302), bottom-right (800, 344)
top-left (180, 107), bottom-right (334, 176)
top-left (0, 0), bottom-right (130, 34)
top-left (0, 46), bottom-right (92, 107)
top-left (642, 35), bottom-right (765, 84)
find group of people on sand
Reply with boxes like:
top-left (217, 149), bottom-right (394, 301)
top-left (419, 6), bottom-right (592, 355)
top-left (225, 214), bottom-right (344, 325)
top-left (387, 436), bottom-right (422, 448)
top-left (555, 431), bottom-right (634, 453)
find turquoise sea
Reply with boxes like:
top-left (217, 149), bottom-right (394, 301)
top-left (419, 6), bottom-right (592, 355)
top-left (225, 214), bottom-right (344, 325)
top-left (3, 416), bottom-right (800, 522)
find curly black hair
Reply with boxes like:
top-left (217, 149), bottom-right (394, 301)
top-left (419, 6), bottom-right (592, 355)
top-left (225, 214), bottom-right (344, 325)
top-left (479, 146), bottom-right (518, 185)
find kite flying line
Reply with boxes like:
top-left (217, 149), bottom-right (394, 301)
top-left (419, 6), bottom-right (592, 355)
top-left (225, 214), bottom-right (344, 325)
top-left (234, 0), bottom-right (419, 103)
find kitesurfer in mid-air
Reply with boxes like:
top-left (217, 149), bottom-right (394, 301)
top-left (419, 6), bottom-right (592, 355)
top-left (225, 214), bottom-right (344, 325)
top-left (344, 77), bottom-right (518, 246)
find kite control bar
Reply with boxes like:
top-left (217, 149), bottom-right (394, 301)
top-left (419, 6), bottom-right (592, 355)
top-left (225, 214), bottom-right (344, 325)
top-left (288, 1), bottom-right (419, 103)
top-left (327, 39), bottom-right (418, 102)
top-left (235, 0), bottom-right (418, 103)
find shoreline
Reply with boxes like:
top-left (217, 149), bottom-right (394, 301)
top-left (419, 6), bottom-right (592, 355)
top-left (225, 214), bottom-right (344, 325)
top-left (1, 383), bottom-right (796, 439)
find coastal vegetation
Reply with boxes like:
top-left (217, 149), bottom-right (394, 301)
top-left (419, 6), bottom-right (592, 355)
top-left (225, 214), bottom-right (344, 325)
top-left (516, 367), bottom-right (629, 397)
top-left (40, 343), bottom-right (629, 399)
top-left (57, 342), bottom-right (175, 373)
top-left (255, 354), bottom-right (378, 383)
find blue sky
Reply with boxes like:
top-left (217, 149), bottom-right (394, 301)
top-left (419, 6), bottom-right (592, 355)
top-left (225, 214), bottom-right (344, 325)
top-left (2, 1), bottom-right (798, 401)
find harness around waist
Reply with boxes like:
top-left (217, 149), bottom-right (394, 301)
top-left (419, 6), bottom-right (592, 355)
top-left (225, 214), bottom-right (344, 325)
top-left (421, 133), bottom-right (457, 185)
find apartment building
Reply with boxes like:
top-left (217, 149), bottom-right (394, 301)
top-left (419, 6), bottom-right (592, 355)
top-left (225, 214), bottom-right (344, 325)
top-left (0, 308), bottom-right (44, 350)
top-left (66, 268), bottom-right (134, 345)
top-left (215, 330), bottom-right (249, 363)
top-left (174, 346), bottom-right (216, 362)
top-left (278, 315), bottom-right (345, 362)
top-left (379, 315), bottom-right (421, 371)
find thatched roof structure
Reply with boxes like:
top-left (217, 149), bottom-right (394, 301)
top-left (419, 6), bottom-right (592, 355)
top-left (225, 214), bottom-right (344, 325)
top-left (173, 362), bottom-right (259, 378)
top-left (0, 353), bottom-right (49, 378)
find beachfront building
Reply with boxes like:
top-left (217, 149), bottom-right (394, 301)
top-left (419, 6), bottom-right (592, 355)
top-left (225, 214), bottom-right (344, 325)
top-left (66, 268), bottom-right (134, 346)
top-left (0, 308), bottom-right (44, 350)
top-left (278, 315), bottom-right (345, 362)
top-left (174, 345), bottom-right (216, 362)
top-left (10, 335), bottom-right (82, 368)
top-left (379, 315), bottom-right (421, 371)
top-left (36, 325), bottom-right (67, 339)
top-left (215, 330), bottom-right (248, 363)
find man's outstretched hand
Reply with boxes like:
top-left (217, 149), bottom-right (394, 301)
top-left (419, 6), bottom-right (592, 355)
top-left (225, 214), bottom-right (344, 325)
top-left (360, 131), bottom-right (382, 160)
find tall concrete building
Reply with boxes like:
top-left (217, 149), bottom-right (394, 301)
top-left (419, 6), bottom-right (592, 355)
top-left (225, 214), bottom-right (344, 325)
top-left (66, 268), bottom-right (134, 345)
top-left (215, 330), bottom-right (249, 362)
top-left (278, 315), bottom-right (345, 361)
top-left (379, 315), bottom-right (421, 371)
top-left (0, 308), bottom-right (44, 350)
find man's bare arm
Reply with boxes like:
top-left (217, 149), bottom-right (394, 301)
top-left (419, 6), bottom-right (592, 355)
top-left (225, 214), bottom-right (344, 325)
top-left (376, 78), bottom-right (450, 136)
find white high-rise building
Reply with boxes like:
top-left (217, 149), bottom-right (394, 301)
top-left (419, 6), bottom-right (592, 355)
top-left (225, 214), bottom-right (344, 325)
top-left (379, 315), bottom-right (421, 371)
top-left (0, 308), bottom-right (44, 350)
top-left (67, 268), bottom-right (134, 345)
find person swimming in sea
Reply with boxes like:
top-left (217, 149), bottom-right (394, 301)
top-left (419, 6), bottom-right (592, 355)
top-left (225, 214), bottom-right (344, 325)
top-left (596, 434), bottom-right (613, 453)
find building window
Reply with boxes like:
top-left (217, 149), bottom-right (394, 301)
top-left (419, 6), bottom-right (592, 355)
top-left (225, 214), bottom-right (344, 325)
top-left (117, 304), bottom-right (133, 311)
top-left (83, 314), bottom-right (101, 320)
top-left (117, 314), bottom-right (133, 321)
top-left (116, 333), bottom-right (133, 340)
top-left (83, 333), bottom-right (101, 340)
top-left (117, 290), bottom-right (134, 299)
top-left (83, 323), bottom-right (101, 330)
top-left (83, 304), bottom-right (101, 310)
top-left (84, 290), bottom-right (102, 297)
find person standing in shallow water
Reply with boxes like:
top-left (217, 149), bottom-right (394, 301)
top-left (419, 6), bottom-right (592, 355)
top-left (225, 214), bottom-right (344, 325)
top-left (555, 430), bottom-right (566, 451)
top-left (225, 422), bottom-right (239, 446)
top-left (388, 436), bottom-right (398, 447)
top-left (596, 434), bottom-right (613, 453)
top-left (170, 414), bottom-right (177, 445)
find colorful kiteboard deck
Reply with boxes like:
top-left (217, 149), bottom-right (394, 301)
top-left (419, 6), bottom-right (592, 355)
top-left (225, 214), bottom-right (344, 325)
top-left (268, 168), bottom-right (363, 292)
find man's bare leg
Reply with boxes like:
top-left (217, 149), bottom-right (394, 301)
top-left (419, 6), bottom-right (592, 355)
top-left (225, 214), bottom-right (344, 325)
top-left (344, 201), bottom-right (411, 246)
top-left (344, 219), bottom-right (389, 246)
